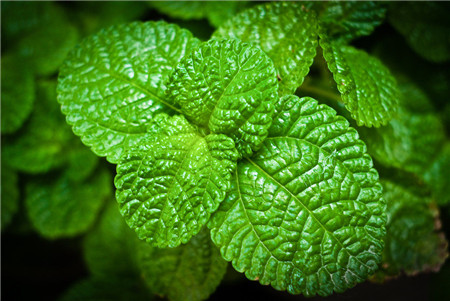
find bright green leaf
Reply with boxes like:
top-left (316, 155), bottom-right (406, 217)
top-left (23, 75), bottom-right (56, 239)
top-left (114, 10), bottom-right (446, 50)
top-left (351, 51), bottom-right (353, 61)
top-left (209, 95), bottom-right (386, 297)
top-left (307, 1), bottom-right (387, 42)
top-left (1, 165), bottom-right (20, 230)
top-left (3, 81), bottom-right (74, 174)
top-left (214, 1), bottom-right (318, 96)
top-left (359, 81), bottom-right (445, 175)
top-left (389, 2), bottom-right (450, 63)
top-left (166, 38), bottom-right (278, 158)
top-left (372, 180), bottom-right (448, 280)
top-left (137, 228), bottom-right (227, 301)
top-left (424, 143), bottom-right (450, 206)
top-left (320, 37), bottom-right (399, 127)
top-left (1, 54), bottom-right (35, 134)
top-left (57, 21), bottom-right (201, 163)
top-left (115, 114), bottom-right (238, 248)
top-left (26, 168), bottom-right (112, 239)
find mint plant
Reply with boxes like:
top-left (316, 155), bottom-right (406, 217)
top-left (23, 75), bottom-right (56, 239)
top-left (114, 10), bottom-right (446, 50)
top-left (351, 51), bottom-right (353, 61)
top-left (2, 1), bottom-right (449, 300)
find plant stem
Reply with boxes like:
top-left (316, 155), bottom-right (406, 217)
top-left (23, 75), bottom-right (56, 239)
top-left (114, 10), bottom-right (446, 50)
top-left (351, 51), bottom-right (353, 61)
top-left (297, 84), bottom-right (342, 104)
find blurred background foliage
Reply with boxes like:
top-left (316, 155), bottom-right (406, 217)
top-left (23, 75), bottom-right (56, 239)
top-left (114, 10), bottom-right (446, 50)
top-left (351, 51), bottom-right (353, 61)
top-left (1, 1), bottom-right (450, 301)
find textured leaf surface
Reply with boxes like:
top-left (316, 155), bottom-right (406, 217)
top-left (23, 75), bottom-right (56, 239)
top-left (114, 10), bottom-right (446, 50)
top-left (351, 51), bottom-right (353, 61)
top-left (57, 21), bottom-right (201, 163)
top-left (359, 81), bottom-right (445, 175)
top-left (209, 95), bottom-right (386, 296)
top-left (137, 229), bottom-right (227, 301)
top-left (214, 1), bottom-right (318, 96)
top-left (372, 180), bottom-right (448, 280)
top-left (1, 166), bottom-right (20, 230)
top-left (26, 168), bottom-right (111, 239)
top-left (389, 2), bottom-right (450, 63)
top-left (115, 114), bottom-right (238, 247)
top-left (59, 276), bottom-right (153, 301)
top-left (1, 54), bottom-right (35, 134)
top-left (307, 1), bottom-right (387, 42)
top-left (2, 81), bottom-right (74, 174)
top-left (84, 202), bottom-right (139, 277)
top-left (320, 38), bottom-right (399, 127)
top-left (167, 39), bottom-right (278, 158)
top-left (424, 143), bottom-right (450, 206)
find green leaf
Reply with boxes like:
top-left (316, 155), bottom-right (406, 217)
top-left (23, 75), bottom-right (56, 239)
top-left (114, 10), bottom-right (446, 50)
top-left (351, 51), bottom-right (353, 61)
top-left (209, 95), bottom-right (386, 297)
top-left (213, 1), bottom-right (318, 96)
top-left (65, 140), bottom-right (99, 182)
top-left (115, 114), bottom-right (238, 248)
top-left (424, 143), bottom-right (450, 206)
top-left (319, 38), bottom-right (400, 127)
top-left (3, 81), bottom-right (74, 174)
top-left (84, 202), bottom-right (139, 277)
top-left (307, 1), bottom-right (387, 42)
top-left (57, 21), bottom-right (201, 164)
top-left (26, 168), bottom-right (112, 239)
top-left (1, 54), bottom-right (35, 134)
top-left (137, 228), bottom-right (227, 301)
top-left (359, 81), bottom-right (445, 175)
top-left (166, 38), bottom-right (278, 158)
top-left (59, 276), bottom-right (153, 301)
top-left (389, 2), bottom-right (450, 63)
top-left (1, 165), bottom-right (20, 230)
top-left (372, 180), bottom-right (448, 280)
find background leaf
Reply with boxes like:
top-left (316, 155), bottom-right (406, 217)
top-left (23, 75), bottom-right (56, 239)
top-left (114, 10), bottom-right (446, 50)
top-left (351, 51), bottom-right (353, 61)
top-left (1, 165), bottom-right (20, 230)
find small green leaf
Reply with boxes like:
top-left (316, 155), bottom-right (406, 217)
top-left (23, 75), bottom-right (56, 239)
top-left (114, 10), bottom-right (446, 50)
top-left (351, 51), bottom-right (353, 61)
top-left (389, 2), bottom-right (450, 63)
top-left (3, 81), bottom-right (74, 174)
top-left (424, 143), bottom-right (450, 206)
top-left (1, 165), bottom-right (20, 230)
top-left (372, 180), bottom-right (448, 280)
top-left (359, 81), bottom-right (445, 175)
top-left (65, 140), bottom-right (99, 182)
top-left (1, 54), bottom-right (35, 134)
top-left (209, 95), bottom-right (386, 297)
top-left (115, 114), bottom-right (238, 247)
top-left (166, 38), bottom-right (278, 158)
top-left (320, 37), bottom-right (400, 127)
top-left (214, 1), bottom-right (318, 96)
top-left (137, 228), bottom-right (227, 301)
top-left (84, 202), bottom-right (139, 277)
top-left (26, 168), bottom-right (112, 239)
top-left (307, 1), bottom-right (387, 42)
top-left (57, 21), bottom-right (201, 163)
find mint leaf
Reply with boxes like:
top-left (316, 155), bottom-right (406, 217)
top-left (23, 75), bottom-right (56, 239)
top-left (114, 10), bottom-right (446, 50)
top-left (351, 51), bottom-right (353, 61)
top-left (320, 37), bottom-right (400, 127)
top-left (137, 228), bottom-right (227, 301)
top-left (214, 1), bottom-right (318, 96)
top-left (307, 1), bottom-right (387, 42)
top-left (166, 39), bottom-right (278, 158)
top-left (1, 54), bottom-right (35, 134)
top-left (424, 143), bottom-right (450, 206)
top-left (57, 21), bottom-right (201, 163)
top-left (3, 81), bottom-right (73, 174)
top-left (372, 180), bottom-right (448, 280)
top-left (65, 140), bottom-right (99, 182)
top-left (26, 168), bottom-right (111, 239)
top-left (359, 81), bottom-right (445, 175)
top-left (115, 114), bottom-right (238, 247)
top-left (84, 202), bottom-right (138, 277)
top-left (389, 2), bottom-right (450, 63)
top-left (209, 95), bottom-right (386, 297)
top-left (1, 165), bottom-right (20, 230)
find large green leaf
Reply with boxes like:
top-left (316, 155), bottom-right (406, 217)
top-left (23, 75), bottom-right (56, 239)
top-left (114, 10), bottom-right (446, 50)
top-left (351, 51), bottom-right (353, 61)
top-left (2, 81), bottom-right (74, 174)
top-left (26, 168), bottom-right (111, 239)
top-left (137, 228), bottom-right (227, 301)
top-left (320, 37), bottom-right (399, 127)
top-left (166, 39), bottom-right (278, 158)
top-left (372, 180), bottom-right (448, 280)
top-left (115, 114), bottom-right (238, 247)
top-left (424, 143), bottom-right (450, 206)
top-left (209, 95), bottom-right (386, 296)
top-left (84, 202), bottom-right (139, 277)
top-left (1, 54), bottom-right (35, 134)
top-left (307, 1), bottom-right (387, 42)
top-left (359, 81), bottom-right (445, 175)
top-left (57, 21), bottom-right (201, 163)
top-left (1, 165), bottom-right (20, 230)
top-left (389, 2), bottom-right (450, 63)
top-left (214, 1), bottom-right (318, 96)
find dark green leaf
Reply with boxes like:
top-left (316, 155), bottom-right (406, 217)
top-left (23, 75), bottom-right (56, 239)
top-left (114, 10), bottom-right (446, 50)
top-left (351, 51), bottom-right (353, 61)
top-left (1, 165), bottom-right (20, 230)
